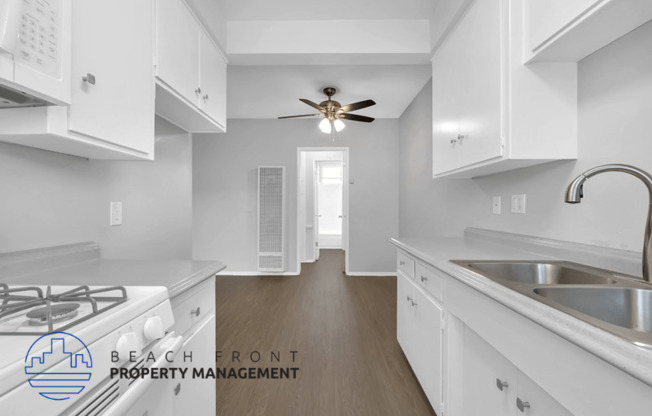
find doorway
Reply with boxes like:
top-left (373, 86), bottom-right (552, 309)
top-left (297, 148), bottom-right (349, 274)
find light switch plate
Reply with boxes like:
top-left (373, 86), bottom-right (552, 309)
top-left (110, 201), bottom-right (123, 226)
top-left (511, 194), bottom-right (526, 214)
top-left (492, 196), bottom-right (501, 214)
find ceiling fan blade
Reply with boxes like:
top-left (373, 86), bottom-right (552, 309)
top-left (278, 114), bottom-right (321, 119)
top-left (340, 113), bottom-right (375, 123)
top-left (299, 98), bottom-right (324, 111)
top-left (340, 99), bottom-right (376, 113)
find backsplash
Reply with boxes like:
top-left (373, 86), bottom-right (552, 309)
top-left (0, 118), bottom-right (193, 259)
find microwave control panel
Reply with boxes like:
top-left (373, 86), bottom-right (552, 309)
top-left (15, 0), bottom-right (61, 79)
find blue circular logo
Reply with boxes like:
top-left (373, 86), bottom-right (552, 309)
top-left (24, 332), bottom-right (93, 401)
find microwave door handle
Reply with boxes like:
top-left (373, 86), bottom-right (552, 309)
top-left (0, 0), bottom-right (23, 54)
top-left (101, 332), bottom-right (184, 416)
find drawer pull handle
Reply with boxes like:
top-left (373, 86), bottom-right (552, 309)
top-left (516, 397), bottom-right (530, 412)
top-left (496, 378), bottom-right (508, 391)
top-left (420, 275), bottom-right (428, 282)
top-left (191, 307), bottom-right (201, 317)
top-left (174, 383), bottom-right (181, 396)
top-left (399, 260), bottom-right (405, 266)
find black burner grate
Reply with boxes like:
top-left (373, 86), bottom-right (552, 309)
top-left (0, 285), bottom-right (128, 335)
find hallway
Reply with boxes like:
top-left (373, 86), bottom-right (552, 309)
top-left (215, 249), bottom-right (437, 415)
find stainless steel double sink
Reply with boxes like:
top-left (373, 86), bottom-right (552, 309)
top-left (452, 260), bottom-right (652, 348)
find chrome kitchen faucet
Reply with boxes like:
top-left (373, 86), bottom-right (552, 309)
top-left (565, 164), bottom-right (652, 282)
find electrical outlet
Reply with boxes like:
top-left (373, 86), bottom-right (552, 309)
top-left (511, 194), bottom-right (526, 214)
top-left (492, 196), bottom-right (501, 214)
top-left (110, 202), bottom-right (123, 226)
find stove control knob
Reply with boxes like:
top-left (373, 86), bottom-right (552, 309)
top-left (143, 316), bottom-right (164, 341)
top-left (115, 332), bottom-right (139, 362)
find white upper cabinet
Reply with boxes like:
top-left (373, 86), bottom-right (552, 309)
top-left (0, 0), bottom-right (155, 160)
top-left (432, 0), bottom-right (578, 179)
top-left (155, 0), bottom-right (227, 133)
top-left (156, 0), bottom-right (199, 105)
top-left (198, 29), bottom-right (227, 128)
top-left (524, 0), bottom-right (652, 63)
top-left (67, 0), bottom-right (154, 156)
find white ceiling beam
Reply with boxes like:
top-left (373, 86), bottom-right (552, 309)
top-left (226, 20), bottom-right (431, 65)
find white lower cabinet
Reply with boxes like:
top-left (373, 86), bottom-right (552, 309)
top-left (462, 325), bottom-right (571, 416)
top-left (397, 271), bottom-right (444, 415)
top-left (173, 314), bottom-right (216, 416)
top-left (170, 277), bottom-right (216, 416)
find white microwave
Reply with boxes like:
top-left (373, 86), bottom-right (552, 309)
top-left (0, 0), bottom-right (70, 107)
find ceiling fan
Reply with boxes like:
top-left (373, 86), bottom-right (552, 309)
top-left (278, 87), bottom-right (376, 134)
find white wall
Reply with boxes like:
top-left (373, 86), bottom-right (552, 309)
top-left (400, 21), bottom-right (652, 262)
top-left (193, 118), bottom-right (399, 274)
top-left (0, 119), bottom-right (193, 259)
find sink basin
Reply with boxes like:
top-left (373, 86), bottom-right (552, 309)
top-left (534, 287), bottom-right (652, 333)
top-left (463, 261), bottom-right (617, 285)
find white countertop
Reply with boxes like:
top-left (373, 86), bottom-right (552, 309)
top-left (1, 258), bottom-right (225, 299)
top-left (391, 234), bottom-right (652, 388)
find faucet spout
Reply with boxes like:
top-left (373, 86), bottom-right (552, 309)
top-left (565, 164), bottom-right (652, 282)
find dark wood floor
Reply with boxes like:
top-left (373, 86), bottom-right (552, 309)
top-left (215, 249), bottom-right (437, 416)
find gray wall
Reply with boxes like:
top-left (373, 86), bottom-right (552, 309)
top-left (193, 118), bottom-right (399, 274)
top-left (0, 118), bottom-right (193, 259)
top-left (399, 21), bottom-right (652, 255)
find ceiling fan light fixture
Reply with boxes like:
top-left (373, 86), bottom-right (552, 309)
top-left (319, 118), bottom-right (332, 134)
top-left (333, 119), bottom-right (345, 132)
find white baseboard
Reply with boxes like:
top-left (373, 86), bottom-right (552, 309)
top-left (217, 271), bottom-right (300, 276)
top-left (346, 272), bottom-right (397, 277)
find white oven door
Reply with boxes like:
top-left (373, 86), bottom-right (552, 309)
top-left (122, 379), bottom-right (174, 416)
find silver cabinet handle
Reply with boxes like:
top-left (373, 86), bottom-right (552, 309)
top-left (451, 134), bottom-right (465, 144)
top-left (516, 397), bottom-right (530, 412)
top-left (82, 73), bottom-right (96, 85)
top-left (496, 378), bottom-right (508, 391)
top-left (174, 383), bottom-right (181, 396)
top-left (195, 87), bottom-right (202, 95)
top-left (203, 93), bottom-right (209, 101)
top-left (420, 275), bottom-right (428, 283)
top-left (399, 260), bottom-right (405, 266)
top-left (191, 306), bottom-right (201, 317)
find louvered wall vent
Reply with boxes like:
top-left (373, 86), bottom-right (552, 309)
top-left (258, 166), bottom-right (285, 272)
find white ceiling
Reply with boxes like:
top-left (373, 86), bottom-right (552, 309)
top-left (218, 0), bottom-right (439, 21)
top-left (227, 65), bottom-right (432, 119)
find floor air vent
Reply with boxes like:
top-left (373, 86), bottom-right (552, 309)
top-left (258, 166), bottom-right (285, 272)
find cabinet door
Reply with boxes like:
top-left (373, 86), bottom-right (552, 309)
top-left (455, 0), bottom-right (503, 168)
top-left (516, 371), bottom-right (572, 416)
top-left (462, 325), bottom-right (516, 416)
top-left (432, 0), bottom-right (503, 175)
top-left (68, 0), bottom-right (154, 154)
top-left (431, 52), bottom-right (461, 175)
top-left (174, 314), bottom-right (216, 416)
top-left (156, 0), bottom-right (200, 105)
top-left (411, 288), bottom-right (444, 415)
top-left (396, 273), bottom-right (414, 360)
top-left (199, 29), bottom-right (226, 128)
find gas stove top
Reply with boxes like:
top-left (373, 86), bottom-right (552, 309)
top-left (0, 283), bottom-right (173, 414)
top-left (0, 284), bottom-right (129, 335)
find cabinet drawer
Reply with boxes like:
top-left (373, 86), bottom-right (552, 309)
top-left (415, 262), bottom-right (443, 302)
top-left (397, 251), bottom-right (415, 279)
top-left (170, 277), bottom-right (215, 336)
